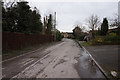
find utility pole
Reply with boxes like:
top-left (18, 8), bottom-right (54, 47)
top-left (54, 12), bottom-right (56, 41)
top-left (118, 1), bottom-right (120, 28)
top-left (118, 1), bottom-right (120, 36)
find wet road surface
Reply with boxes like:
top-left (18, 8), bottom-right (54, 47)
top-left (2, 39), bottom-right (106, 79)
top-left (84, 45), bottom-right (119, 77)
top-left (76, 48), bottom-right (106, 78)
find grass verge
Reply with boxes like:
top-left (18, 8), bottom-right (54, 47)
top-left (80, 42), bottom-right (91, 46)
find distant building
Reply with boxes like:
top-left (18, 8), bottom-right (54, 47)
top-left (67, 32), bottom-right (74, 38)
top-left (108, 27), bottom-right (120, 33)
top-left (62, 32), bottom-right (68, 38)
top-left (61, 32), bottom-right (74, 38)
top-left (73, 26), bottom-right (82, 35)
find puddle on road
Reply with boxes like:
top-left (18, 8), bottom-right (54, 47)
top-left (76, 48), bottom-right (107, 79)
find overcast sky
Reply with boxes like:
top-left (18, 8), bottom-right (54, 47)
top-left (24, 0), bottom-right (119, 32)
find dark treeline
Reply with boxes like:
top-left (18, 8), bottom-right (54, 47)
top-left (2, 1), bottom-right (53, 35)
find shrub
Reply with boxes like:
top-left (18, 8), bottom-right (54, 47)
top-left (104, 33), bottom-right (120, 44)
top-left (56, 30), bottom-right (63, 41)
top-left (90, 33), bottom-right (120, 45)
top-left (79, 35), bottom-right (84, 41)
top-left (108, 33), bottom-right (116, 37)
top-left (91, 36), bottom-right (104, 45)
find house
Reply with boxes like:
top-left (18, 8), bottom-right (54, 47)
top-left (61, 32), bottom-right (74, 38)
top-left (108, 27), bottom-right (120, 33)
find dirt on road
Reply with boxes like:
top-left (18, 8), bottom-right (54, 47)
top-left (3, 39), bottom-right (81, 78)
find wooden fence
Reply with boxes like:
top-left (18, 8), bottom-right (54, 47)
top-left (2, 32), bottom-right (54, 51)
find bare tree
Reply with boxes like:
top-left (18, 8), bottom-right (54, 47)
top-left (109, 13), bottom-right (119, 28)
top-left (87, 14), bottom-right (100, 30)
top-left (3, 0), bottom-right (22, 9)
top-left (87, 14), bottom-right (100, 38)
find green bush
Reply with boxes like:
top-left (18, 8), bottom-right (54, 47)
top-left (108, 33), bottom-right (116, 37)
top-left (56, 30), bottom-right (63, 41)
top-left (90, 33), bottom-right (120, 45)
top-left (79, 35), bottom-right (84, 41)
top-left (91, 36), bottom-right (104, 45)
top-left (104, 33), bottom-right (120, 44)
top-left (74, 35), bottom-right (84, 41)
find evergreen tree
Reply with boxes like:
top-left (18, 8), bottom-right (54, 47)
top-left (2, 2), bottom-right (8, 31)
top-left (30, 9), bottom-right (43, 34)
top-left (2, 1), bottom-right (43, 34)
top-left (56, 29), bottom-right (63, 41)
top-left (2, 2), bottom-right (18, 32)
top-left (16, 1), bottom-right (31, 33)
top-left (97, 28), bottom-right (101, 35)
top-left (46, 14), bottom-right (53, 34)
top-left (101, 18), bottom-right (109, 35)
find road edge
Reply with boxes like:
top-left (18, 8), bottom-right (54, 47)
top-left (2, 41), bottom-right (62, 63)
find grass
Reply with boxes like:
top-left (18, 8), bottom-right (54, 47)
top-left (80, 42), bottom-right (90, 46)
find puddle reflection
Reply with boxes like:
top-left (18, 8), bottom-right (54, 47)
top-left (77, 48), bottom-right (106, 78)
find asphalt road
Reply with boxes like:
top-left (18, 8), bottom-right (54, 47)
top-left (84, 45), bottom-right (119, 77)
top-left (2, 39), bottom-right (106, 79)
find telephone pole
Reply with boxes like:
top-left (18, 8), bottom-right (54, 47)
top-left (118, 1), bottom-right (120, 28)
